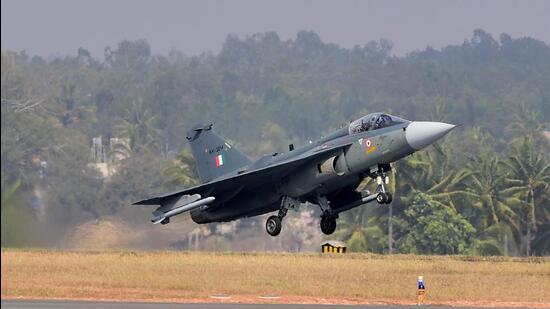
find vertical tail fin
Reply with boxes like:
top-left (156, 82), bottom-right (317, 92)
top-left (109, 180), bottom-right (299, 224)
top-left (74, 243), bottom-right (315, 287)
top-left (186, 124), bottom-right (251, 183)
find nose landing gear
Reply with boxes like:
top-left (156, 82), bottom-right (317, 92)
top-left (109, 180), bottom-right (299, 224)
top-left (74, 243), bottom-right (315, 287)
top-left (376, 192), bottom-right (393, 204)
top-left (371, 164), bottom-right (393, 205)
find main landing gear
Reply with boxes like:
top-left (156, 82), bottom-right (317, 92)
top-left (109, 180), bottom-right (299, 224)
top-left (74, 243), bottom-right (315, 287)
top-left (266, 215), bottom-right (282, 236)
top-left (371, 164), bottom-right (393, 205)
top-left (265, 195), bottom-right (338, 236)
top-left (266, 196), bottom-right (300, 236)
top-left (320, 215), bottom-right (337, 235)
top-left (265, 164), bottom-right (395, 236)
top-left (317, 195), bottom-right (337, 235)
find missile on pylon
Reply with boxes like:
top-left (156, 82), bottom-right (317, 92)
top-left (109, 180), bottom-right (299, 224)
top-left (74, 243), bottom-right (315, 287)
top-left (152, 196), bottom-right (215, 224)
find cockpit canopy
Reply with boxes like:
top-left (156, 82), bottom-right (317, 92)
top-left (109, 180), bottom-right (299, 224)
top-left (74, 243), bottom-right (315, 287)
top-left (349, 113), bottom-right (408, 135)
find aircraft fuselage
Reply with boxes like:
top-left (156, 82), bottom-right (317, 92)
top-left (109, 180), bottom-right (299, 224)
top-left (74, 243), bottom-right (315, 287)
top-left (190, 122), bottom-right (412, 224)
top-left (135, 112), bottom-right (456, 236)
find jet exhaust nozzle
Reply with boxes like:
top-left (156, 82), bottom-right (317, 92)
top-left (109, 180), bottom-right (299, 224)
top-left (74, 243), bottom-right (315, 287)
top-left (405, 121), bottom-right (456, 150)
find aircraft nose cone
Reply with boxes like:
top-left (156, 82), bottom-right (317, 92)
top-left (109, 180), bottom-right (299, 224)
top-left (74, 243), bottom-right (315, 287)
top-left (405, 121), bottom-right (456, 150)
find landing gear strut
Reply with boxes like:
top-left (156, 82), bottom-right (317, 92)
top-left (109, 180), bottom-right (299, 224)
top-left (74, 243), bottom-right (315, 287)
top-left (266, 196), bottom-right (299, 236)
top-left (371, 164), bottom-right (393, 205)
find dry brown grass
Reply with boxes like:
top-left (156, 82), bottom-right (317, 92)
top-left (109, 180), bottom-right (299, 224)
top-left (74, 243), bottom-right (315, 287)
top-left (2, 249), bottom-right (549, 305)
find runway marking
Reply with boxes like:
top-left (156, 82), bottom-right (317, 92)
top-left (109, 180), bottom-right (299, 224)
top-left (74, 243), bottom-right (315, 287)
top-left (258, 295), bottom-right (281, 299)
top-left (209, 294), bottom-right (232, 299)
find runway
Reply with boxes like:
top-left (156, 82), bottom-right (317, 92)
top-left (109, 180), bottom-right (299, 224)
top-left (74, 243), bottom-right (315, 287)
top-left (0, 299), bottom-right (519, 309)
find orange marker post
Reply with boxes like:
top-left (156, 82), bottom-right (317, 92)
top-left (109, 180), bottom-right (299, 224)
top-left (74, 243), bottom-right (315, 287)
top-left (417, 276), bottom-right (426, 305)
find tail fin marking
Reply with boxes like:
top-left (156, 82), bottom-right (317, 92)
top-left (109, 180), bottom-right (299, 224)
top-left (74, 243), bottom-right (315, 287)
top-left (186, 124), bottom-right (251, 183)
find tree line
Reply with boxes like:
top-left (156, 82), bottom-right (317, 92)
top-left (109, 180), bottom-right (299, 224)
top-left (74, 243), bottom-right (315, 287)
top-left (1, 29), bottom-right (549, 254)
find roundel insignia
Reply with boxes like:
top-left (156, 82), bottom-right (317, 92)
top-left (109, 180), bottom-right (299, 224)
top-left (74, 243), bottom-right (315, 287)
top-left (364, 139), bottom-right (377, 155)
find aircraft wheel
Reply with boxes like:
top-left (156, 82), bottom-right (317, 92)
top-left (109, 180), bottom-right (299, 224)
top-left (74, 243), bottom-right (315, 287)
top-left (266, 215), bottom-right (282, 236)
top-left (320, 216), bottom-right (337, 235)
top-left (385, 192), bottom-right (393, 204)
top-left (376, 192), bottom-right (387, 204)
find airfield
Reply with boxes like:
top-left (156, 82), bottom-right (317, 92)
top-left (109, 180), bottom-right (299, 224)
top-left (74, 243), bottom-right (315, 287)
top-left (2, 250), bottom-right (549, 308)
top-left (0, 300), bottom-right (534, 309)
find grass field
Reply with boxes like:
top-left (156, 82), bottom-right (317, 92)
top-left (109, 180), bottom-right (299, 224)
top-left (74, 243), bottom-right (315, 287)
top-left (2, 249), bottom-right (550, 306)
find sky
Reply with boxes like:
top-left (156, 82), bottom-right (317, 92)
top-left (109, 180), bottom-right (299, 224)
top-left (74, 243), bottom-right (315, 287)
top-left (2, 0), bottom-right (549, 59)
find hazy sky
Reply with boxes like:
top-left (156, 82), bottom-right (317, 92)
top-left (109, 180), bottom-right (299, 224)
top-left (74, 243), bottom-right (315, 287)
top-left (2, 0), bottom-right (549, 59)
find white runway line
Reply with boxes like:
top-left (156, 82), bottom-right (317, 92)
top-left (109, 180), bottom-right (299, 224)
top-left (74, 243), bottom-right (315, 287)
top-left (209, 294), bottom-right (232, 299)
top-left (258, 295), bottom-right (281, 299)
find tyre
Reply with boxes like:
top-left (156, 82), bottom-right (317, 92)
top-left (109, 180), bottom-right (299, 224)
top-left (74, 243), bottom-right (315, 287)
top-left (266, 215), bottom-right (282, 236)
top-left (320, 216), bottom-right (337, 235)
top-left (376, 192), bottom-right (387, 204)
top-left (385, 192), bottom-right (393, 204)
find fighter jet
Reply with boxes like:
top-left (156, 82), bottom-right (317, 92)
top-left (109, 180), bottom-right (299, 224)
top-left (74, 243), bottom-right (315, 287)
top-left (133, 113), bottom-right (456, 236)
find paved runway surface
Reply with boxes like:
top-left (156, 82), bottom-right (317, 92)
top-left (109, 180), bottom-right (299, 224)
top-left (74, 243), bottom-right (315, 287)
top-left (1, 300), bottom-right (520, 309)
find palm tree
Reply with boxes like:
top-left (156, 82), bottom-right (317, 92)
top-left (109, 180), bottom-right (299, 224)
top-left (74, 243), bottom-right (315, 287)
top-left (114, 99), bottom-right (162, 157)
top-left (395, 154), bottom-right (430, 194)
top-left (164, 149), bottom-right (199, 189)
top-left (398, 143), bottom-right (470, 207)
top-left (465, 156), bottom-right (521, 229)
top-left (506, 103), bottom-right (549, 149)
top-left (473, 223), bottom-right (516, 256)
top-left (461, 155), bottom-right (522, 255)
top-left (532, 208), bottom-right (550, 255)
top-left (504, 138), bottom-right (550, 255)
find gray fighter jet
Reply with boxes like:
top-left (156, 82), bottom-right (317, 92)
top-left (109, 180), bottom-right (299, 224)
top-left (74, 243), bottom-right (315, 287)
top-left (134, 113), bottom-right (455, 236)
